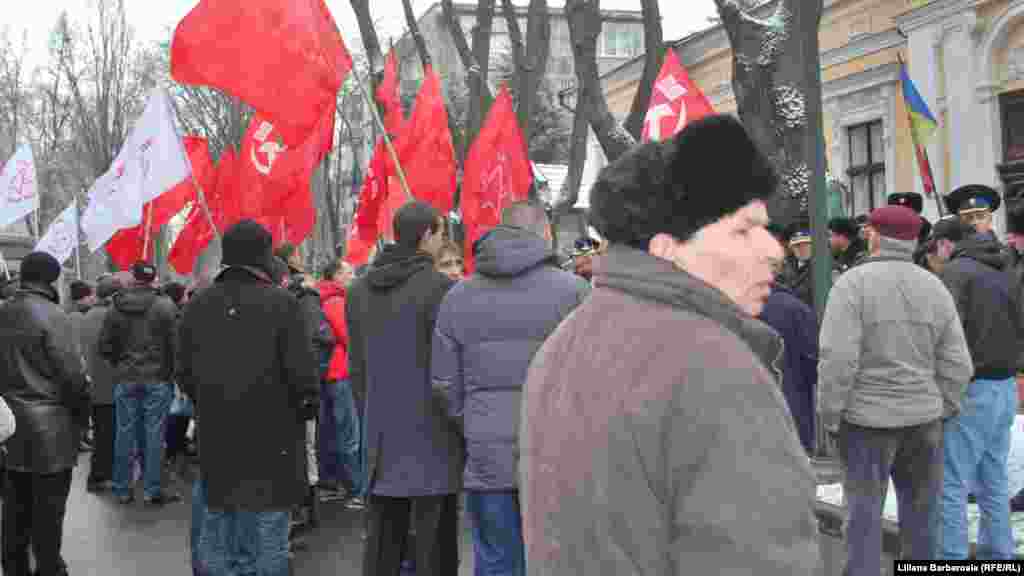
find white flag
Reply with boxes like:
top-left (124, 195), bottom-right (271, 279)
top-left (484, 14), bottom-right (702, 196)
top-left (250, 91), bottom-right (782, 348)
top-left (0, 144), bottom-right (38, 229)
top-left (81, 88), bottom-right (190, 251)
top-left (35, 201), bottom-right (78, 265)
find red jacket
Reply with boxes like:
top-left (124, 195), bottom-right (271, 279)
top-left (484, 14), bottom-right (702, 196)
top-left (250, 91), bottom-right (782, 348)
top-left (317, 280), bottom-right (349, 381)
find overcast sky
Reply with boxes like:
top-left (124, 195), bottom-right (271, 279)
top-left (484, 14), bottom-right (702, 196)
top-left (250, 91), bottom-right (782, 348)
top-left (15, 0), bottom-right (720, 71)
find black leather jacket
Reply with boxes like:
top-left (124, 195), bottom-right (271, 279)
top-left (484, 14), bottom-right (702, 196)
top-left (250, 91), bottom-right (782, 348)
top-left (99, 286), bottom-right (178, 383)
top-left (0, 283), bottom-right (90, 473)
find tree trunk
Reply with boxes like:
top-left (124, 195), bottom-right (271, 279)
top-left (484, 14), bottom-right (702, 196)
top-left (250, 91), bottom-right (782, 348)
top-left (622, 0), bottom-right (664, 139)
top-left (401, 0), bottom-right (433, 72)
top-left (502, 0), bottom-right (551, 149)
top-left (348, 0), bottom-right (385, 76)
top-left (441, 0), bottom-right (495, 163)
top-left (560, 98), bottom-right (589, 209)
top-left (468, 0), bottom-right (496, 142)
top-left (713, 0), bottom-right (825, 226)
top-left (565, 0), bottom-right (635, 163)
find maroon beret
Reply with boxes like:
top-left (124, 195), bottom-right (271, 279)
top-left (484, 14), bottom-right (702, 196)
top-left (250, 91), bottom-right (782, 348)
top-left (868, 206), bottom-right (922, 241)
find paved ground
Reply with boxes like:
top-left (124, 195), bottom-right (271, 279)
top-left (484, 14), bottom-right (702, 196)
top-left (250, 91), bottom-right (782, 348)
top-left (4, 455), bottom-right (850, 575)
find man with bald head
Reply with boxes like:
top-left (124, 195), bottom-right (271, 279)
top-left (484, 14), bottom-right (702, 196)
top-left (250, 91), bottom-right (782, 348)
top-left (432, 199), bottom-right (589, 575)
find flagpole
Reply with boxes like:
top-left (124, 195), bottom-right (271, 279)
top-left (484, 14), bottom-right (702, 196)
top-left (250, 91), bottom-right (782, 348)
top-left (898, 53), bottom-right (944, 218)
top-left (165, 92), bottom-right (221, 242)
top-left (350, 67), bottom-right (414, 203)
top-left (142, 202), bottom-right (154, 262)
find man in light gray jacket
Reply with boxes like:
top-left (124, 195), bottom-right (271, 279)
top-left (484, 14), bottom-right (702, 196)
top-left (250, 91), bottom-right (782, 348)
top-left (819, 205), bottom-right (973, 575)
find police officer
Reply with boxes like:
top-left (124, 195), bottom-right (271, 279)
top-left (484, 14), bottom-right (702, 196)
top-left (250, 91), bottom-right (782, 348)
top-left (944, 184), bottom-right (1001, 236)
top-left (889, 192), bottom-right (932, 245)
top-left (779, 221), bottom-right (814, 311)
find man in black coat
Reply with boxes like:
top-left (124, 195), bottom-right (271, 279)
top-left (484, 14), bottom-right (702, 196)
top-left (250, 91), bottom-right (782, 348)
top-left (178, 220), bottom-right (319, 575)
top-left (100, 260), bottom-right (180, 506)
top-left (0, 252), bottom-right (89, 576)
top-left (347, 201), bottom-right (460, 576)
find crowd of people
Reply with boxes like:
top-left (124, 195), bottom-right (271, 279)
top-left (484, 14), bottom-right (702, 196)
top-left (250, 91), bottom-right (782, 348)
top-left (1, 111), bottom-right (1023, 576)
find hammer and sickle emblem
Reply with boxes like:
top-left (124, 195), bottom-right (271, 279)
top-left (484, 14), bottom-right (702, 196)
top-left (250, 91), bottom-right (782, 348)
top-left (250, 121), bottom-right (287, 176)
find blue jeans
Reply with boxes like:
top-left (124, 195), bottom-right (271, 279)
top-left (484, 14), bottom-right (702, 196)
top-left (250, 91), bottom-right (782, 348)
top-left (322, 379), bottom-right (364, 496)
top-left (938, 377), bottom-right (1017, 559)
top-left (113, 381), bottom-right (173, 499)
top-left (193, 478), bottom-right (290, 576)
top-left (465, 491), bottom-right (525, 576)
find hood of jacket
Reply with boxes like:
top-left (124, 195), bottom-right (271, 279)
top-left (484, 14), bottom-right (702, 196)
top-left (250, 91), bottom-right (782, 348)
top-left (474, 226), bottom-right (557, 278)
top-left (112, 286), bottom-right (159, 315)
top-left (17, 282), bottom-right (59, 305)
top-left (595, 245), bottom-right (784, 383)
top-left (366, 244), bottom-right (436, 290)
top-left (317, 279), bottom-right (347, 301)
top-left (953, 232), bottom-right (1012, 272)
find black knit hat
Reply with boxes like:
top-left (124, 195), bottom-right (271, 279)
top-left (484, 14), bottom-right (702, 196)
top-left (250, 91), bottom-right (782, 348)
top-left (69, 280), bottom-right (93, 302)
top-left (589, 114), bottom-right (778, 249)
top-left (19, 252), bottom-right (61, 285)
top-left (222, 219), bottom-right (274, 275)
top-left (827, 217), bottom-right (859, 240)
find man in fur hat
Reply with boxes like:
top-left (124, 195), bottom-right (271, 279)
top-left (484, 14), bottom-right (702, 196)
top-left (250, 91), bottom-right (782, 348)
top-left (888, 192), bottom-right (932, 245)
top-left (520, 114), bottom-right (819, 574)
top-left (829, 216), bottom-right (866, 275)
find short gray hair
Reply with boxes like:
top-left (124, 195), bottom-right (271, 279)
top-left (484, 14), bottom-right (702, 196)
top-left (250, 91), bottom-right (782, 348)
top-left (501, 200), bottom-right (549, 237)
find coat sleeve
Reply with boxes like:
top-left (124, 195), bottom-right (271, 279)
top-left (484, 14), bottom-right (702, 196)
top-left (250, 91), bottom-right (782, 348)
top-left (817, 276), bottom-right (861, 432)
top-left (98, 306), bottom-right (121, 363)
top-left (43, 312), bottom-right (91, 420)
top-left (669, 348), bottom-right (819, 575)
top-left (934, 308), bottom-right (974, 419)
top-left (282, 295), bottom-right (320, 407)
top-left (345, 289), bottom-right (367, 406)
top-left (161, 299), bottom-right (178, 382)
top-left (177, 304), bottom-right (195, 403)
top-left (431, 293), bottom-right (464, 433)
top-left (940, 263), bottom-right (970, 330)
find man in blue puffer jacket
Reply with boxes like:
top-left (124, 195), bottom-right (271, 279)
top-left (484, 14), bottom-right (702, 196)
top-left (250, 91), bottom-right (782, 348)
top-left (431, 200), bottom-right (589, 576)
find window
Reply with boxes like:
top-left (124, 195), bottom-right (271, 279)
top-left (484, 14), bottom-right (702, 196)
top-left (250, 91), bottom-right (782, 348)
top-left (845, 121), bottom-right (886, 215)
top-left (601, 22), bottom-right (642, 58)
top-left (1001, 90), bottom-right (1024, 163)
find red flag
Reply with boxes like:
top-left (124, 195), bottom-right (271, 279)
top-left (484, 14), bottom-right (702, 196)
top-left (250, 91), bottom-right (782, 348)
top-left (461, 85), bottom-right (533, 274)
top-left (343, 223), bottom-right (374, 266)
top-left (233, 110), bottom-right (333, 246)
top-left (377, 50), bottom-right (404, 135)
top-left (169, 148), bottom-right (239, 274)
top-left (170, 0), bottom-right (351, 148)
top-left (641, 50), bottom-right (714, 143)
top-left (106, 136), bottom-right (214, 270)
top-left (392, 67), bottom-right (456, 215)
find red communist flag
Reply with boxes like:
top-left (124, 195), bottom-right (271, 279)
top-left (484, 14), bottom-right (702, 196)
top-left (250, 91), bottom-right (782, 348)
top-left (106, 136), bottom-right (214, 270)
top-left (461, 85), bottom-right (533, 274)
top-left (234, 109), bottom-right (334, 247)
top-left (171, 0), bottom-right (351, 148)
top-left (169, 147), bottom-right (240, 274)
top-left (641, 49), bottom-right (714, 143)
top-left (377, 50), bottom-right (404, 135)
top-left (392, 67), bottom-right (456, 216)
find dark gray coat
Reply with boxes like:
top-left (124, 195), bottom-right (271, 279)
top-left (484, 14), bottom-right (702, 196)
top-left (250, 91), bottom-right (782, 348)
top-left (346, 244), bottom-right (459, 497)
top-left (432, 226), bottom-right (589, 491)
top-left (79, 300), bottom-right (118, 406)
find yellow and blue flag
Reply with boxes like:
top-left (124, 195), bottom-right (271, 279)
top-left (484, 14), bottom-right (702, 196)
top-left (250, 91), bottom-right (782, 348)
top-left (899, 61), bottom-right (938, 197)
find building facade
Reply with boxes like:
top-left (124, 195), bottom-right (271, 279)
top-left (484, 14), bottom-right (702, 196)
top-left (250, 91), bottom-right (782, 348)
top-left (394, 2), bottom-right (645, 101)
top-left (582, 0), bottom-right (1024, 235)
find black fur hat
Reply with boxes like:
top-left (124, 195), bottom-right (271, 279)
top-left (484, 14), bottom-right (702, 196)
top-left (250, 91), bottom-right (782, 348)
top-left (222, 219), bottom-right (274, 275)
top-left (20, 252), bottom-right (61, 285)
top-left (589, 114), bottom-right (778, 249)
top-left (827, 217), bottom-right (859, 240)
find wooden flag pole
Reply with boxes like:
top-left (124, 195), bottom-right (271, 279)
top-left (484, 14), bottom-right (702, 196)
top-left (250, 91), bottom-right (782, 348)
top-left (142, 202), bottom-right (154, 261)
top-left (350, 68), bottom-right (414, 202)
top-left (165, 94), bottom-right (221, 242)
top-left (897, 53), bottom-right (944, 219)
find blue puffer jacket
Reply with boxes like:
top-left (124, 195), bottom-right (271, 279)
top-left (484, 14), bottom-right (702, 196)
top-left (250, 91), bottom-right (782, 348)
top-left (432, 225), bottom-right (590, 491)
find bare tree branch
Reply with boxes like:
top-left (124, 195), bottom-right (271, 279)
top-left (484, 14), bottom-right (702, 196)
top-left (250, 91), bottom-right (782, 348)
top-left (401, 0), bottom-right (433, 71)
top-left (622, 0), bottom-right (663, 139)
top-left (468, 0), bottom-right (496, 141)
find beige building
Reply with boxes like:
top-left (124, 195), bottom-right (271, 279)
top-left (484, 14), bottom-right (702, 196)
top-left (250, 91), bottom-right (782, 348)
top-left (582, 0), bottom-right (1024, 235)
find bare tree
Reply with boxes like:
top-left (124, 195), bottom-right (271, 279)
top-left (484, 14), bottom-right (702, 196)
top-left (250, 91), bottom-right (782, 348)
top-left (467, 0), bottom-right (496, 141)
top-left (713, 0), bottom-right (825, 225)
top-left (501, 0), bottom-right (551, 146)
top-left (401, 0), bottom-right (433, 72)
top-left (563, 0), bottom-right (664, 164)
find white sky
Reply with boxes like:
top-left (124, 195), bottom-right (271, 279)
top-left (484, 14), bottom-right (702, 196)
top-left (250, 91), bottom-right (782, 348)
top-left (13, 0), bottom-right (721, 72)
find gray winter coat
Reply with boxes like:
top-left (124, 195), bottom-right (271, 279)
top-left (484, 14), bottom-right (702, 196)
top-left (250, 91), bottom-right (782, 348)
top-left (432, 226), bottom-right (589, 491)
top-left (79, 300), bottom-right (118, 405)
top-left (819, 238), bottom-right (973, 428)
top-left (521, 246), bottom-right (819, 575)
